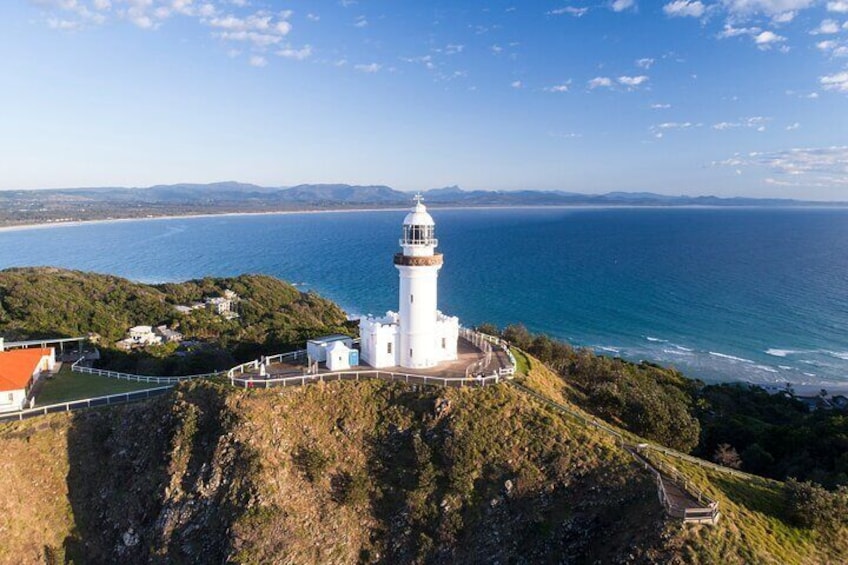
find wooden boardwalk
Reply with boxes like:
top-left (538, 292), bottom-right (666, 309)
top-left (512, 382), bottom-right (720, 525)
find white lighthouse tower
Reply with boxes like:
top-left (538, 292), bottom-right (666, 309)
top-left (359, 196), bottom-right (458, 369)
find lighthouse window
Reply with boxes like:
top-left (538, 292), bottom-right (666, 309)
top-left (387, 343), bottom-right (392, 354)
top-left (403, 224), bottom-right (434, 245)
top-left (410, 294), bottom-right (414, 303)
top-left (409, 348), bottom-right (413, 358)
top-left (442, 337), bottom-right (446, 349)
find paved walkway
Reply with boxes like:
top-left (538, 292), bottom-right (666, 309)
top-left (248, 338), bottom-right (488, 379)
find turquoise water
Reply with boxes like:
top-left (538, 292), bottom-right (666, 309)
top-left (1, 207), bottom-right (847, 391)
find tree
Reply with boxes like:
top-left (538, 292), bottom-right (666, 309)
top-left (784, 478), bottom-right (848, 533)
top-left (713, 443), bottom-right (742, 469)
top-left (502, 324), bottom-right (532, 350)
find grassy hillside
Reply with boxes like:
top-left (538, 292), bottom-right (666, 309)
top-left (0, 378), bottom-right (673, 564)
top-left (2, 370), bottom-right (846, 563)
top-left (519, 353), bottom-right (848, 564)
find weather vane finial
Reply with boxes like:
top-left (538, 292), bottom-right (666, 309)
top-left (413, 192), bottom-right (424, 205)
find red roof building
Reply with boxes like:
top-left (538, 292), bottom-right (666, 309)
top-left (0, 348), bottom-right (55, 412)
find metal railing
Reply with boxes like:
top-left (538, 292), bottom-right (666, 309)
top-left (0, 386), bottom-right (173, 422)
top-left (71, 357), bottom-right (222, 384)
top-left (512, 381), bottom-right (720, 524)
top-left (226, 350), bottom-right (307, 378)
top-left (229, 369), bottom-right (504, 389)
top-left (460, 328), bottom-right (517, 378)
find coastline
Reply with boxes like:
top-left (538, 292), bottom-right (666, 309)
top-left (2, 206), bottom-right (847, 396)
top-left (2, 202), bottom-right (847, 234)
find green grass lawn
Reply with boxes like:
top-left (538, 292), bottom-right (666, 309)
top-left (35, 366), bottom-right (168, 406)
top-left (512, 348), bottom-right (531, 375)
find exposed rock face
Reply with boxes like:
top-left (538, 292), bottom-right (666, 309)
top-left (61, 382), bottom-right (258, 564)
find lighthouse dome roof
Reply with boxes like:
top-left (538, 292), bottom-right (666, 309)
top-left (403, 199), bottom-right (435, 226)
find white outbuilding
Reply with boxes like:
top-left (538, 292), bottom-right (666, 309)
top-left (326, 340), bottom-right (353, 371)
top-left (306, 334), bottom-right (354, 363)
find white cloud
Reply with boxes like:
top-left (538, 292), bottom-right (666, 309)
top-left (249, 55), bottom-right (267, 67)
top-left (354, 62), bottom-right (381, 73)
top-left (718, 24), bottom-right (761, 38)
top-left (663, 1), bottom-right (706, 17)
top-left (550, 131), bottom-right (583, 138)
top-left (588, 76), bottom-right (613, 88)
top-left (611, 0), bottom-right (636, 12)
top-left (812, 19), bottom-right (841, 34)
top-left (754, 30), bottom-right (786, 49)
top-left (636, 57), bottom-right (654, 69)
top-left (48, 18), bottom-right (83, 30)
top-left (548, 6), bottom-right (589, 16)
top-left (306, 13), bottom-right (320, 21)
top-left (650, 121), bottom-right (700, 138)
top-left (511, 80), bottom-right (523, 88)
top-left (354, 15), bottom-right (367, 27)
top-left (771, 11), bottom-right (797, 23)
top-left (658, 121), bottom-right (696, 129)
top-left (717, 146), bottom-right (848, 187)
top-left (827, 1), bottom-right (848, 13)
top-left (713, 116), bottom-right (771, 130)
top-left (618, 74), bottom-right (649, 86)
top-left (821, 71), bottom-right (848, 91)
top-left (443, 44), bottom-right (464, 55)
top-left (276, 44), bottom-right (312, 60)
top-left (721, 0), bottom-right (815, 17)
top-left (651, 103), bottom-right (672, 108)
top-left (544, 83), bottom-right (571, 92)
top-left (786, 122), bottom-right (801, 130)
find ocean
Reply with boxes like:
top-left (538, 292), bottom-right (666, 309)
top-left (1, 207), bottom-right (847, 392)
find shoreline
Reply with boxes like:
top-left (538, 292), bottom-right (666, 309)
top-left (3, 203), bottom-right (848, 233)
top-left (3, 207), bottom-right (847, 395)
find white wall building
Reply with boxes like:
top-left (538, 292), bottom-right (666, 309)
top-left (326, 340), bottom-right (353, 371)
top-left (359, 197), bottom-right (459, 369)
top-left (0, 348), bottom-right (55, 412)
top-left (307, 334), bottom-right (354, 363)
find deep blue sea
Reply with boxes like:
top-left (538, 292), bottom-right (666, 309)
top-left (2, 207), bottom-right (847, 392)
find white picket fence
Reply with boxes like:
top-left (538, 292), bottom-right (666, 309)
top-left (71, 357), bottom-right (222, 384)
top-left (0, 386), bottom-right (173, 422)
top-left (229, 369), bottom-right (505, 389)
top-left (226, 350), bottom-right (307, 378)
top-left (460, 327), bottom-right (517, 378)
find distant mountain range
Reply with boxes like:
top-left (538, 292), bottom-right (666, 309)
top-left (0, 182), bottom-right (840, 228)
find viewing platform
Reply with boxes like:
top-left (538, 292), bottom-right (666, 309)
top-left (227, 329), bottom-right (516, 389)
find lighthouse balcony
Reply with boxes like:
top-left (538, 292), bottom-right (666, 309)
top-left (393, 253), bottom-right (444, 267)
top-left (398, 237), bottom-right (438, 248)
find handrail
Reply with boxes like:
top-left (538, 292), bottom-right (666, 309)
top-left (71, 357), bottom-right (222, 384)
top-left (459, 328), bottom-right (516, 378)
top-left (229, 369), bottom-right (503, 389)
top-left (0, 386), bottom-right (173, 422)
top-left (226, 349), bottom-right (307, 378)
top-left (511, 381), bottom-right (719, 523)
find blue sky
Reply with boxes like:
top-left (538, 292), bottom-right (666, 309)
top-left (2, 1), bottom-right (847, 199)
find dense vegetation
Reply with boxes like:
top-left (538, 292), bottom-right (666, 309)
top-left (696, 384), bottom-right (848, 488)
top-left (487, 323), bottom-right (848, 489)
top-left (0, 267), bottom-right (350, 374)
top-left (485, 323), bottom-right (702, 452)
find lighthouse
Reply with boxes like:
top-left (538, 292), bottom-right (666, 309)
top-left (359, 196), bottom-right (459, 369)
